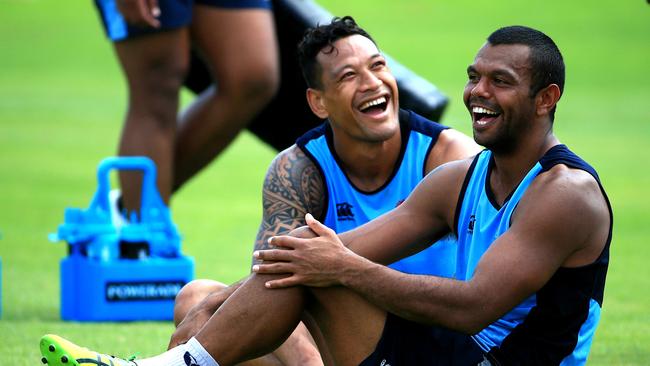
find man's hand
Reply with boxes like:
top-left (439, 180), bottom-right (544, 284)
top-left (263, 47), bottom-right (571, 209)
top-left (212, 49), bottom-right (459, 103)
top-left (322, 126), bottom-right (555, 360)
top-left (253, 213), bottom-right (358, 289)
top-left (117, 0), bottom-right (161, 28)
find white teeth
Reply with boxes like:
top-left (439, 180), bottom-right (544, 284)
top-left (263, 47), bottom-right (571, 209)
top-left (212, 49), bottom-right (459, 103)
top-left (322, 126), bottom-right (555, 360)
top-left (360, 96), bottom-right (387, 111)
top-left (472, 106), bottom-right (498, 115)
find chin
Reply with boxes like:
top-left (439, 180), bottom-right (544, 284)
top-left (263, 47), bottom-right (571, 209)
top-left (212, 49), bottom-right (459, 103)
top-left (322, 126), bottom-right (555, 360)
top-left (365, 124), bottom-right (399, 142)
top-left (477, 136), bottom-right (517, 154)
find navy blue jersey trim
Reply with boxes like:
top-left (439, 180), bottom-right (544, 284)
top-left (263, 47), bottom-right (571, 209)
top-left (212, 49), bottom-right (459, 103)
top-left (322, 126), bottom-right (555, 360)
top-left (537, 144), bottom-right (613, 305)
top-left (295, 122), bottom-right (328, 147)
top-left (484, 153), bottom-right (520, 210)
top-left (406, 109), bottom-right (448, 137)
top-left (538, 144), bottom-right (598, 178)
top-left (453, 152), bottom-right (483, 237)
top-left (404, 109), bottom-right (449, 177)
top-left (484, 154), bottom-right (500, 210)
top-left (423, 143), bottom-right (435, 178)
top-left (488, 144), bottom-right (612, 364)
top-left (323, 111), bottom-right (411, 195)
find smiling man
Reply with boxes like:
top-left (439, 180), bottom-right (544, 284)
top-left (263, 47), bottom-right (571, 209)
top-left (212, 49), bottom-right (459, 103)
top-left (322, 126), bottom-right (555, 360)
top-left (167, 16), bottom-right (477, 365)
top-left (38, 17), bottom-right (480, 366)
top-left (164, 17), bottom-right (477, 365)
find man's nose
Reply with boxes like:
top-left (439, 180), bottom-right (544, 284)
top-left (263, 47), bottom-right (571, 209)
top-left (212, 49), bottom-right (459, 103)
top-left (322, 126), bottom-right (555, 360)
top-left (470, 78), bottom-right (490, 98)
top-left (360, 71), bottom-right (382, 90)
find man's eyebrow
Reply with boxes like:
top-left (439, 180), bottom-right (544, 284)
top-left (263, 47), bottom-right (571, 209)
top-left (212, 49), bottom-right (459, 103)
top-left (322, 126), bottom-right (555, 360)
top-left (330, 64), bottom-right (353, 78)
top-left (330, 53), bottom-right (384, 77)
top-left (466, 65), bottom-right (517, 80)
top-left (491, 68), bottom-right (517, 80)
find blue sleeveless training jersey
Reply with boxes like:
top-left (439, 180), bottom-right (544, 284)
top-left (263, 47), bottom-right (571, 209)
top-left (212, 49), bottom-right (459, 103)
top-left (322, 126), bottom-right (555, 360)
top-left (297, 110), bottom-right (457, 277)
top-left (455, 145), bottom-right (612, 365)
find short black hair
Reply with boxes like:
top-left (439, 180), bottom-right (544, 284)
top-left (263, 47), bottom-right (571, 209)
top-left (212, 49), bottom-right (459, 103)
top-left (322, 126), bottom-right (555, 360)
top-left (488, 26), bottom-right (565, 120)
top-left (297, 16), bottom-right (375, 89)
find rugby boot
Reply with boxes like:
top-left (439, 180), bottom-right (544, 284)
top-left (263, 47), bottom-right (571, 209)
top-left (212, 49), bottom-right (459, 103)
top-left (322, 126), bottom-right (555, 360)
top-left (40, 334), bottom-right (137, 366)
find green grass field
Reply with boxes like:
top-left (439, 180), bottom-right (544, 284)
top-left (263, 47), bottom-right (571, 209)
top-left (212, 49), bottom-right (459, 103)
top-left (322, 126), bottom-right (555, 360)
top-left (1, 0), bottom-right (648, 364)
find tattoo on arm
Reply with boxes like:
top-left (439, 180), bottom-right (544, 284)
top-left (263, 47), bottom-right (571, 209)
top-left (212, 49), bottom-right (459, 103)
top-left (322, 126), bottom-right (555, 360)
top-left (253, 147), bottom-right (324, 264)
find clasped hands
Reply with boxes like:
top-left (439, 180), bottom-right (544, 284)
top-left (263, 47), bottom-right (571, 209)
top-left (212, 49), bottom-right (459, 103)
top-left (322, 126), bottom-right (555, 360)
top-left (253, 213), bottom-right (355, 289)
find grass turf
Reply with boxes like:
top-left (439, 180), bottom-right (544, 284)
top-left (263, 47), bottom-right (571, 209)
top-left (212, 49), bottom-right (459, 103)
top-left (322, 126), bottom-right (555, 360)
top-left (0, 0), bottom-right (648, 364)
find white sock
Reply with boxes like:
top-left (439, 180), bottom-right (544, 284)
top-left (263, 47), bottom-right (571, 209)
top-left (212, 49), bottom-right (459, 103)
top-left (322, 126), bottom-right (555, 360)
top-left (134, 337), bottom-right (219, 366)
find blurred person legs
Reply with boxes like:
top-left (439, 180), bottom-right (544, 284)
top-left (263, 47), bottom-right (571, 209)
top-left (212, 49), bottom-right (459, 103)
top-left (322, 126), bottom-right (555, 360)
top-left (100, 0), bottom-right (279, 215)
top-left (114, 28), bottom-right (190, 214)
top-left (173, 4), bottom-right (279, 191)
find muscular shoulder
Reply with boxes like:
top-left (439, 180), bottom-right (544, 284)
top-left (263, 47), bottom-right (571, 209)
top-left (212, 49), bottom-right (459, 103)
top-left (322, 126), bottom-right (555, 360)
top-left (513, 164), bottom-right (610, 266)
top-left (529, 164), bottom-right (605, 215)
top-left (263, 145), bottom-right (325, 216)
top-left (425, 128), bottom-right (481, 173)
top-left (254, 146), bottom-right (325, 257)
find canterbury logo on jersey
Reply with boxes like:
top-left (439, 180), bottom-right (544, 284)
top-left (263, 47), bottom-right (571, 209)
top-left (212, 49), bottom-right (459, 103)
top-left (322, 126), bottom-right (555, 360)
top-left (336, 202), bottom-right (354, 221)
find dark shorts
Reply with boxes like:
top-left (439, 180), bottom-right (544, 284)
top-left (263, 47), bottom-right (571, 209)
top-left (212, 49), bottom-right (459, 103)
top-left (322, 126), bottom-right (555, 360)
top-left (95, 0), bottom-right (272, 41)
top-left (359, 313), bottom-right (486, 366)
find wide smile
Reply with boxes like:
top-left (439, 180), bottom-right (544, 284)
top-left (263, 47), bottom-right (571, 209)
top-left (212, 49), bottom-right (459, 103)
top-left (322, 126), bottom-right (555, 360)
top-left (471, 105), bottom-right (501, 129)
top-left (357, 94), bottom-right (390, 119)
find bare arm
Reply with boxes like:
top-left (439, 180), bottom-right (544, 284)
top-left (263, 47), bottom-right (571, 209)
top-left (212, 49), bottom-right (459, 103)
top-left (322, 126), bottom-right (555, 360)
top-left (253, 146), bottom-right (325, 366)
top-left (257, 165), bottom-right (609, 334)
top-left (253, 145), bottom-right (325, 264)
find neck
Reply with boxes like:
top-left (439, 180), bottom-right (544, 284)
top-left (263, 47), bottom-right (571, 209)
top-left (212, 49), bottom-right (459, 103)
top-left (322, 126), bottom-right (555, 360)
top-left (490, 130), bottom-right (559, 205)
top-left (332, 130), bottom-right (402, 192)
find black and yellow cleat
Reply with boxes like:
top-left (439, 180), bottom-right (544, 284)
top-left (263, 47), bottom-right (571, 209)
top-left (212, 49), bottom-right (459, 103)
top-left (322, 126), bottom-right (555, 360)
top-left (40, 334), bottom-right (137, 366)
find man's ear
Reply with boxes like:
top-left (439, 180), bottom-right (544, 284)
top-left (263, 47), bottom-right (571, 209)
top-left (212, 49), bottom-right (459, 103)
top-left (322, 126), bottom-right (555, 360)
top-left (536, 84), bottom-right (561, 117)
top-left (306, 88), bottom-right (329, 119)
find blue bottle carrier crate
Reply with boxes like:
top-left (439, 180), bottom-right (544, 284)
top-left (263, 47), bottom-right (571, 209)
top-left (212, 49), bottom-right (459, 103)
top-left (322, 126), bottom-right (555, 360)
top-left (50, 157), bottom-right (194, 321)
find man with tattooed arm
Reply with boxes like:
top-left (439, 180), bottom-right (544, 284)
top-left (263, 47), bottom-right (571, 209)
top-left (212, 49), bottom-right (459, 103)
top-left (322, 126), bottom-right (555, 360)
top-left (39, 16), bottom-right (478, 366)
top-left (169, 16), bottom-right (478, 366)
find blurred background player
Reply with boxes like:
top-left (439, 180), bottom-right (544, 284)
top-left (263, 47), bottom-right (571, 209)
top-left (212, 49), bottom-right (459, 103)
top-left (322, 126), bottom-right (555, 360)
top-left (94, 0), bottom-right (279, 215)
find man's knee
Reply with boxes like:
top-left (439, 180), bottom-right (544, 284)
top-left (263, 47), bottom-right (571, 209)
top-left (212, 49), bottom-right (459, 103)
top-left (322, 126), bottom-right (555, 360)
top-left (219, 60), bottom-right (279, 107)
top-left (122, 54), bottom-right (189, 130)
top-left (117, 34), bottom-right (190, 103)
top-left (289, 225), bottom-right (318, 239)
top-left (173, 279), bottom-right (226, 326)
top-left (175, 279), bottom-right (226, 306)
top-left (136, 55), bottom-right (189, 103)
